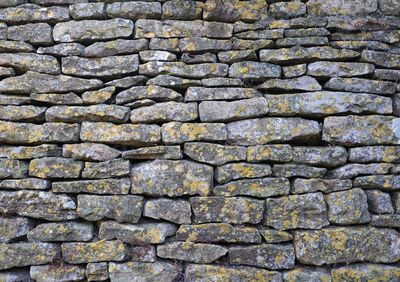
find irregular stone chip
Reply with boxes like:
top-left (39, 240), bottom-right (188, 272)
top-left (62, 240), bottom-right (126, 264)
top-left (0, 71), bottom-right (103, 94)
top-left (86, 262), bottom-right (109, 282)
top-left (82, 159), bottom-right (130, 179)
top-left (80, 122), bottom-right (160, 146)
top-left (63, 143), bottom-right (121, 161)
top-left (353, 175), bottom-right (400, 191)
top-left (214, 177), bottom-right (290, 198)
top-left (283, 64), bottom-right (307, 78)
top-left (0, 53), bottom-right (59, 75)
top-left (361, 50), bottom-right (400, 68)
top-left (77, 195), bottom-right (143, 223)
top-left (122, 146), bottom-right (182, 160)
top-left (130, 102), bottom-right (197, 123)
top-left (29, 157), bottom-right (83, 179)
top-left (229, 61), bottom-right (281, 79)
top-left (379, 0), bottom-right (400, 16)
top-left (100, 220), bottom-right (175, 245)
top-left (27, 221), bottom-right (93, 242)
top-left (258, 76), bottom-right (321, 91)
top-left (108, 261), bottom-right (180, 282)
top-left (191, 196), bottom-right (264, 224)
top-left (332, 263), bottom-right (400, 281)
top-left (161, 122), bottom-right (227, 144)
top-left (349, 146), bottom-right (400, 163)
top-left (139, 61), bottom-right (228, 78)
top-left (0, 159), bottom-right (28, 179)
top-left (106, 1), bottom-right (161, 20)
top-left (0, 217), bottom-right (31, 243)
top-left (52, 178), bottom-right (130, 195)
top-left (179, 37), bottom-right (232, 52)
top-left (82, 86), bottom-right (116, 104)
top-left (135, 19), bottom-right (233, 38)
top-left (247, 144), bottom-right (293, 163)
top-left (0, 23), bottom-right (5, 39)
top-left (203, 0), bottom-right (267, 22)
top-left (260, 46), bottom-right (359, 64)
top-left (184, 142), bottom-right (247, 166)
top-left (30, 93), bottom-right (83, 105)
top-left (291, 178), bottom-right (352, 194)
top-left (0, 66), bottom-right (15, 78)
top-left (322, 115), bottom-right (400, 146)
top-left (85, 39), bottom-right (148, 58)
top-left (105, 76), bottom-right (147, 89)
top-left (30, 265), bottom-right (85, 282)
top-left (37, 43), bottom-right (85, 56)
top-left (325, 77), bottom-right (396, 95)
top-left (259, 229), bottom-right (293, 244)
top-left (69, 3), bottom-right (106, 20)
top-left (265, 192), bottom-right (329, 230)
top-left (215, 162), bottom-right (272, 184)
top-left (7, 23), bottom-right (52, 46)
top-left (327, 163), bottom-right (392, 179)
top-left (294, 227), bottom-right (400, 265)
top-left (157, 241), bottom-right (227, 263)
top-left (307, 61), bottom-right (374, 77)
top-left (0, 190), bottom-right (76, 221)
top-left (265, 92), bottom-right (393, 116)
top-left (199, 97), bottom-right (268, 122)
top-left (227, 117), bottom-right (321, 146)
top-left (292, 146), bottom-right (347, 167)
top-left (229, 244), bottom-right (295, 270)
top-left (270, 1), bottom-right (307, 18)
top-left (365, 190), bottom-right (394, 214)
top-left (307, 0), bottom-right (377, 16)
top-left (116, 85), bottom-right (181, 105)
top-left (0, 6), bottom-right (70, 24)
top-left (185, 87), bottom-right (261, 101)
top-left (283, 267), bottom-right (332, 282)
top-left (0, 242), bottom-right (59, 270)
top-left (53, 19), bottom-right (133, 42)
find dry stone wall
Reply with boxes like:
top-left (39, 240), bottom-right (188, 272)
top-left (0, 0), bottom-right (400, 281)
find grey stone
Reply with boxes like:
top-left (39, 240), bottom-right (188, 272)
top-left (63, 143), bottom-right (120, 162)
top-left (0, 66), bottom-right (15, 78)
top-left (0, 144), bottom-right (61, 160)
top-left (7, 23), bottom-right (52, 45)
top-left (185, 87), bottom-right (261, 101)
top-left (122, 146), bottom-right (182, 160)
top-left (285, 28), bottom-right (330, 37)
top-left (149, 38), bottom-right (180, 52)
top-left (179, 37), bottom-right (232, 52)
top-left (306, 0), bottom-right (377, 16)
top-left (247, 144), bottom-right (293, 163)
top-left (139, 50), bottom-right (176, 62)
top-left (86, 262), bottom-right (108, 282)
top-left (331, 263), bottom-right (400, 281)
top-left (69, 3), bottom-right (106, 20)
top-left (353, 175), bottom-right (400, 191)
top-left (0, 95), bottom-right (30, 106)
top-left (52, 178), bottom-right (130, 195)
top-left (146, 75), bottom-right (202, 89)
top-left (0, 6), bottom-right (69, 24)
top-left (37, 43), bottom-right (85, 56)
top-left (370, 214), bottom-right (400, 227)
top-left (82, 159), bottom-right (130, 179)
top-left (258, 76), bottom-right (322, 91)
top-left (29, 157), bottom-right (83, 179)
top-left (0, 270), bottom-right (31, 282)
top-left (325, 77), bottom-right (396, 95)
top-left (307, 61), bottom-right (374, 77)
top-left (27, 222), bottom-right (93, 242)
top-left (229, 61), bottom-right (281, 79)
top-left (0, 217), bottom-right (31, 243)
top-left (0, 178), bottom-right (50, 190)
top-left (283, 267), bottom-right (332, 282)
top-left (116, 86), bottom-right (182, 105)
top-left (215, 162), bottom-right (272, 184)
top-left (259, 229), bottom-right (293, 244)
top-left (232, 38), bottom-right (274, 50)
top-left (361, 50), bottom-right (400, 68)
top-left (374, 69), bottom-right (400, 81)
top-left (365, 190), bottom-right (394, 214)
top-left (30, 93), bottom-right (83, 105)
top-left (276, 37), bottom-right (328, 47)
top-left (291, 178), bottom-right (352, 194)
top-left (273, 164), bottom-right (327, 178)
top-left (202, 0), bottom-right (268, 22)
top-left (144, 198), bottom-right (191, 224)
top-left (105, 76), bottom-right (147, 89)
top-left (283, 64), bottom-right (307, 78)
top-left (292, 146), bottom-right (347, 167)
top-left (162, 0), bottom-right (202, 20)
top-left (181, 53), bottom-right (217, 64)
top-left (327, 163), bottom-right (391, 179)
top-left (349, 146), bottom-right (400, 163)
top-left (106, 1), bottom-right (161, 20)
top-left (81, 86), bottom-right (116, 104)
top-left (235, 29), bottom-right (284, 40)
top-left (0, 53), bottom-right (59, 75)
top-left (270, 1), bottom-right (307, 19)
top-left (130, 102), bottom-right (197, 123)
top-left (161, 122), bottom-right (227, 144)
top-left (85, 39), bottom-right (148, 57)
top-left (30, 265), bottom-right (85, 282)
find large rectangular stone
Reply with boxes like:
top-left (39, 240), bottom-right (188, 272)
top-left (307, 0), bottom-right (377, 16)
top-left (0, 6), bottom-right (70, 24)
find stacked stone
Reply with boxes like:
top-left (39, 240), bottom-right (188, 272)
top-left (0, 0), bottom-right (400, 281)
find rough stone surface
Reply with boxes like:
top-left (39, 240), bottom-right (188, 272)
top-left (0, 217), bottom-right (31, 243)
top-left (292, 178), bottom-right (352, 194)
top-left (215, 162), bottom-right (272, 184)
top-left (331, 264), bottom-right (400, 281)
top-left (161, 122), bottom-right (227, 144)
top-left (229, 61), bottom-right (281, 79)
top-left (52, 178), bottom-right (130, 195)
top-left (29, 157), bottom-right (83, 179)
top-left (185, 87), bottom-right (261, 101)
top-left (7, 23), bottom-right (53, 45)
top-left (130, 102), bottom-right (197, 123)
top-left (27, 221), bottom-right (93, 242)
top-left (30, 265), bottom-right (85, 282)
top-left (63, 143), bottom-right (121, 161)
top-left (144, 198), bottom-right (191, 224)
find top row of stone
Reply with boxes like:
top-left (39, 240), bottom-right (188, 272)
top-left (0, 0), bottom-right (399, 25)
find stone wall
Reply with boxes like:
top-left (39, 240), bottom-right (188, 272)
top-left (0, 0), bottom-right (400, 281)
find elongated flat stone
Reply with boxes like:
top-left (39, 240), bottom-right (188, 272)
top-left (0, 105), bottom-right (46, 122)
top-left (349, 146), bottom-right (400, 163)
top-left (361, 50), bottom-right (400, 68)
top-left (116, 85), bottom-right (182, 104)
top-left (179, 37), bottom-right (232, 52)
top-left (307, 0), bottom-right (377, 16)
top-left (229, 61), bottom-right (281, 79)
top-left (203, 0), bottom-right (268, 22)
top-left (235, 29), bottom-right (284, 40)
top-left (247, 144), bottom-right (293, 163)
top-left (294, 227), bottom-right (400, 265)
top-left (227, 117), bottom-right (320, 146)
top-left (122, 146), bottom-right (182, 160)
top-left (80, 122), bottom-right (160, 146)
top-left (325, 77), bottom-right (396, 95)
top-left (146, 75), bottom-right (201, 88)
top-left (29, 157), bottom-right (83, 179)
top-left (130, 102), bottom-right (197, 123)
top-left (0, 6), bottom-right (70, 24)
top-left (27, 221), bottom-right (93, 242)
top-left (131, 160), bottom-right (213, 196)
top-left (273, 164), bottom-right (327, 178)
top-left (217, 50), bottom-right (257, 64)
top-left (353, 175), bottom-right (400, 191)
top-left (30, 93), bottom-right (83, 105)
top-left (0, 53), bottom-right (60, 75)
top-left (69, 3), bottom-right (106, 20)
top-left (144, 198), bottom-right (191, 224)
top-left (30, 265), bottom-right (85, 282)
top-left (327, 163), bottom-right (392, 179)
top-left (276, 36), bottom-right (328, 47)
top-left (185, 87), bottom-right (261, 101)
top-left (161, 122), bottom-right (227, 144)
top-left (106, 1), bottom-right (161, 20)
top-left (332, 264), bottom-right (400, 281)
top-left (0, 217), bottom-right (31, 243)
top-left (81, 86), bottom-right (116, 104)
top-left (7, 23), bottom-right (52, 45)
top-left (307, 61), bottom-right (374, 77)
top-left (215, 162), bottom-right (272, 183)
top-left (0, 178), bottom-right (50, 190)
top-left (85, 39), bottom-right (148, 57)
top-left (52, 178), bottom-right (130, 194)
top-left (63, 143), bottom-right (121, 161)
top-left (82, 159), bottom-right (130, 179)
top-left (283, 267), bottom-right (332, 282)
top-left (162, 0), bottom-right (202, 20)
top-left (259, 229), bottom-right (293, 244)
top-left (291, 178), bottom-right (352, 194)
top-left (37, 43), bottom-right (85, 56)
top-left (292, 146), bottom-right (347, 167)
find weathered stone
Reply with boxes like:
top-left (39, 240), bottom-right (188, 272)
top-left (162, 0), bottom-right (202, 20)
top-left (199, 97), bottom-right (268, 122)
top-left (147, 75), bottom-right (202, 89)
top-left (0, 178), bottom-right (50, 190)
top-left (37, 43), bottom-right (85, 56)
top-left (270, 1), bottom-right (306, 19)
top-left (283, 267), bottom-right (332, 282)
top-left (86, 262), bottom-right (108, 282)
top-left (214, 177), bottom-right (290, 198)
top-left (85, 39), bottom-right (148, 57)
top-left (273, 164), bottom-right (327, 178)
top-left (116, 85), bottom-right (181, 105)
top-left (128, 244), bottom-right (156, 263)
top-left (0, 0), bottom-right (27, 7)
top-left (181, 53), bottom-right (217, 64)
top-left (130, 101), bottom-right (197, 123)
top-left (294, 227), bottom-right (400, 265)
top-left (77, 195), bottom-right (143, 223)
top-left (229, 61), bottom-right (281, 79)
top-left (149, 38), bottom-right (180, 52)
top-left (265, 92), bottom-right (392, 116)
top-left (394, 192), bottom-right (400, 212)
top-left (0, 40), bottom-right (34, 53)
top-left (99, 221), bottom-right (176, 244)
top-left (365, 190), bottom-right (394, 214)
top-left (184, 142), bottom-right (246, 166)
top-left (82, 159), bottom-right (129, 179)
top-left (135, 19), bottom-right (232, 38)
top-left (105, 76), bottom-right (147, 89)
top-left (0, 270), bottom-right (30, 282)
top-left (371, 214), bottom-right (400, 227)
top-left (122, 146), bottom-right (182, 160)
top-left (0, 144), bottom-right (61, 160)
top-left (326, 16), bottom-right (399, 31)
top-left (0, 71), bottom-right (103, 94)
top-left (144, 198), bottom-right (191, 224)
top-left (80, 122), bottom-right (160, 146)
top-left (247, 144), bottom-right (293, 163)
top-left (30, 93), bottom-right (83, 105)
top-left (0, 6), bottom-right (70, 24)
top-left (331, 40), bottom-right (390, 51)
top-left (325, 188), bottom-right (370, 224)
top-left (69, 3), bottom-right (106, 20)
top-left (215, 162), bottom-right (272, 183)
top-left (232, 38), bottom-right (274, 50)
top-left (292, 178), bottom-right (352, 194)
top-left (106, 1), bottom-right (161, 20)
top-left (0, 105), bottom-right (45, 122)
top-left (322, 115), bottom-right (400, 146)
top-left (53, 19), bottom-right (133, 42)
top-left (52, 178), bottom-right (130, 195)
top-left (201, 78), bottom-right (243, 87)
top-left (0, 23), bottom-right (5, 40)
top-left (307, 61), bottom-right (374, 78)
top-left (0, 242), bottom-right (59, 270)
top-left (307, 0), bottom-right (377, 16)
top-left (179, 37), bottom-right (232, 52)
top-left (374, 69), bottom-right (400, 81)
top-left (0, 95), bottom-right (30, 106)
top-left (349, 146), bottom-right (400, 163)
top-left (361, 50), bottom-right (400, 68)
top-left (0, 66), bottom-right (15, 78)
top-left (30, 265), bottom-right (85, 282)
top-left (161, 122), bottom-right (227, 144)
top-left (191, 196), bottom-right (264, 224)
top-left (62, 240), bottom-right (126, 264)
top-left (227, 117), bottom-right (320, 146)
top-left (63, 143), bottom-right (120, 162)
top-left (82, 86), bottom-right (115, 104)
top-left (139, 50), bottom-right (176, 62)
top-left (265, 193), bottom-right (329, 230)
top-left (379, 0), bottom-right (400, 15)
top-left (285, 28), bottom-right (330, 38)
top-left (0, 53), bottom-right (59, 75)
top-left (131, 160), bottom-right (213, 196)
top-left (353, 175), bottom-right (400, 191)
top-left (176, 223), bottom-right (260, 243)
top-left (29, 157), bottom-right (83, 179)
top-left (328, 163), bottom-right (392, 179)
top-left (331, 30), bottom-right (400, 44)
top-left (258, 76), bottom-right (322, 91)
top-left (283, 64), bottom-right (307, 78)
top-left (276, 37), bottom-right (328, 47)
top-left (27, 222), bottom-right (93, 242)
top-left (259, 229), bottom-right (293, 244)
top-left (332, 263), bottom-right (400, 281)
top-left (108, 261), bottom-right (180, 282)
top-left (229, 244), bottom-right (295, 270)
top-left (139, 61), bottom-right (228, 78)
top-left (0, 190), bottom-right (76, 221)
top-left (185, 87), bottom-right (261, 101)
top-left (292, 146), bottom-right (347, 167)
top-left (217, 50), bottom-right (257, 64)
top-left (185, 264), bottom-right (282, 282)
top-left (203, 0), bottom-right (267, 22)
top-left (260, 46), bottom-right (359, 64)
top-left (325, 77), bottom-right (396, 95)
top-left (0, 217), bottom-right (31, 243)
top-left (235, 29), bottom-right (284, 40)
top-left (157, 241), bottom-right (227, 263)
